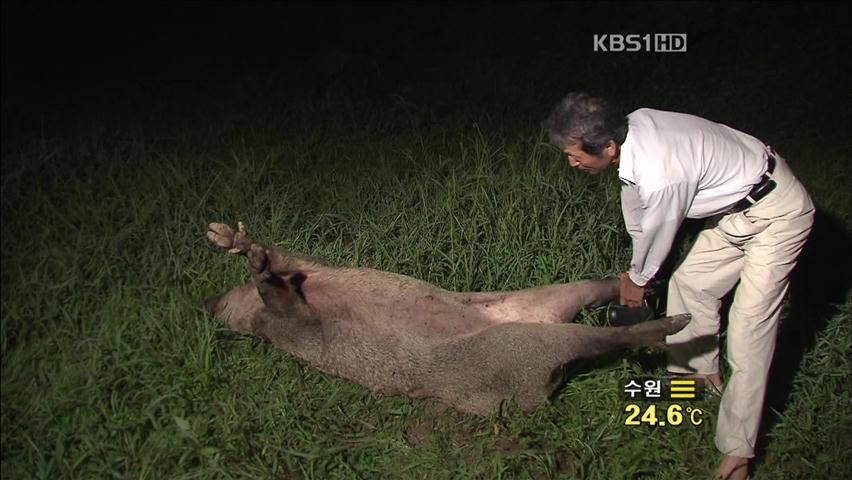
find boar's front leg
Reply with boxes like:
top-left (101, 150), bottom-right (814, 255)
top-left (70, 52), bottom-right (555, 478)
top-left (208, 222), bottom-right (335, 270)
top-left (207, 222), bottom-right (318, 315)
top-left (207, 221), bottom-right (254, 255)
top-left (207, 222), bottom-right (324, 352)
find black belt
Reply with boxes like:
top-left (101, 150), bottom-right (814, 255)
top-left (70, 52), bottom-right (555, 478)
top-left (728, 155), bottom-right (777, 214)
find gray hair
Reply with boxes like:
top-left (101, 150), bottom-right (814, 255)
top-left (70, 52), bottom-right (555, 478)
top-left (544, 92), bottom-right (628, 155)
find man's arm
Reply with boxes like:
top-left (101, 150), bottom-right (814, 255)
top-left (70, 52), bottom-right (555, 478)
top-left (621, 182), bottom-right (693, 287)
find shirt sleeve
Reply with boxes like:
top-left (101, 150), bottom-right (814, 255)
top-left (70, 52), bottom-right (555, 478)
top-left (621, 182), bottom-right (692, 286)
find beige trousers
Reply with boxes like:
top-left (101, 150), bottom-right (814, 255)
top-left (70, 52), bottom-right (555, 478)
top-left (665, 153), bottom-right (814, 458)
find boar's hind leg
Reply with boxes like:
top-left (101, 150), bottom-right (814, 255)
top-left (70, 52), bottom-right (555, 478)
top-left (459, 278), bottom-right (619, 324)
top-left (432, 314), bottom-right (690, 414)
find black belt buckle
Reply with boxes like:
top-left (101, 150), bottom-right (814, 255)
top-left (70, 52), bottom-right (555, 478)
top-left (766, 154), bottom-right (776, 174)
top-left (746, 177), bottom-right (776, 203)
top-left (729, 156), bottom-right (777, 213)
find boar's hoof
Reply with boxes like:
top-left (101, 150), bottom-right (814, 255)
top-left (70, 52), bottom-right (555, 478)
top-left (670, 313), bottom-right (691, 331)
top-left (207, 221), bottom-right (253, 255)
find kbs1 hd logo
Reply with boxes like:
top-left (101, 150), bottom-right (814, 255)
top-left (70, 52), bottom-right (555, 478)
top-left (593, 33), bottom-right (687, 53)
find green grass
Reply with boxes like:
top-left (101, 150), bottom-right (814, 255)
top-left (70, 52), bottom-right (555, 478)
top-left (2, 5), bottom-right (851, 475)
top-left (2, 110), bottom-right (849, 479)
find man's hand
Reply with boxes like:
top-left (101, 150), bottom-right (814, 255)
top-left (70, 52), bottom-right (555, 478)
top-left (619, 272), bottom-right (645, 307)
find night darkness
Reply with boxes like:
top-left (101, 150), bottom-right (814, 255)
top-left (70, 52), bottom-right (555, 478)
top-left (4, 2), bottom-right (849, 141)
top-left (2, 1), bottom-right (851, 478)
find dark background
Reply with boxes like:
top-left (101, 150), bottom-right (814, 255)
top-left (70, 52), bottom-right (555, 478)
top-left (3, 1), bottom-right (850, 146)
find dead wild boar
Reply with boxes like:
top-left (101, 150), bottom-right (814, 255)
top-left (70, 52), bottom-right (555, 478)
top-left (205, 222), bottom-right (690, 415)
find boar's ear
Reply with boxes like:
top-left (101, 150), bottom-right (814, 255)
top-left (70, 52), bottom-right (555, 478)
top-left (255, 272), bottom-right (307, 312)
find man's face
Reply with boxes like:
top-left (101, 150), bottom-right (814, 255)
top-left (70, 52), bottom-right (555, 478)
top-left (562, 142), bottom-right (618, 175)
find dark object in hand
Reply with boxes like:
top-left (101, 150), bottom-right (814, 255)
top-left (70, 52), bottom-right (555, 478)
top-left (600, 303), bottom-right (655, 327)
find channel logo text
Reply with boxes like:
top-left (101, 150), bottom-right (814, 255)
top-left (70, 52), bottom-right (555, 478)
top-left (593, 34), bottom-right (687, 53)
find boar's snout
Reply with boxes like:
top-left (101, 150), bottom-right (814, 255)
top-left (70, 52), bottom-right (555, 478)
top-left (203, 284), bottom-right (264, 334)
top-left (204, 295), bottom-right (223, 316)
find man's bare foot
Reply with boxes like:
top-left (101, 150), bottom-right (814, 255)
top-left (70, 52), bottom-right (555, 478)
top-left (703, 373), bottom-right (724, 393)
top-left (716, 454), bottom-right (748, 480)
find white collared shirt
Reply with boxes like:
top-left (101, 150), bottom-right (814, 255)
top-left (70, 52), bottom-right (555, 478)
top-left (618, 108), bottom-right (770, 286)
